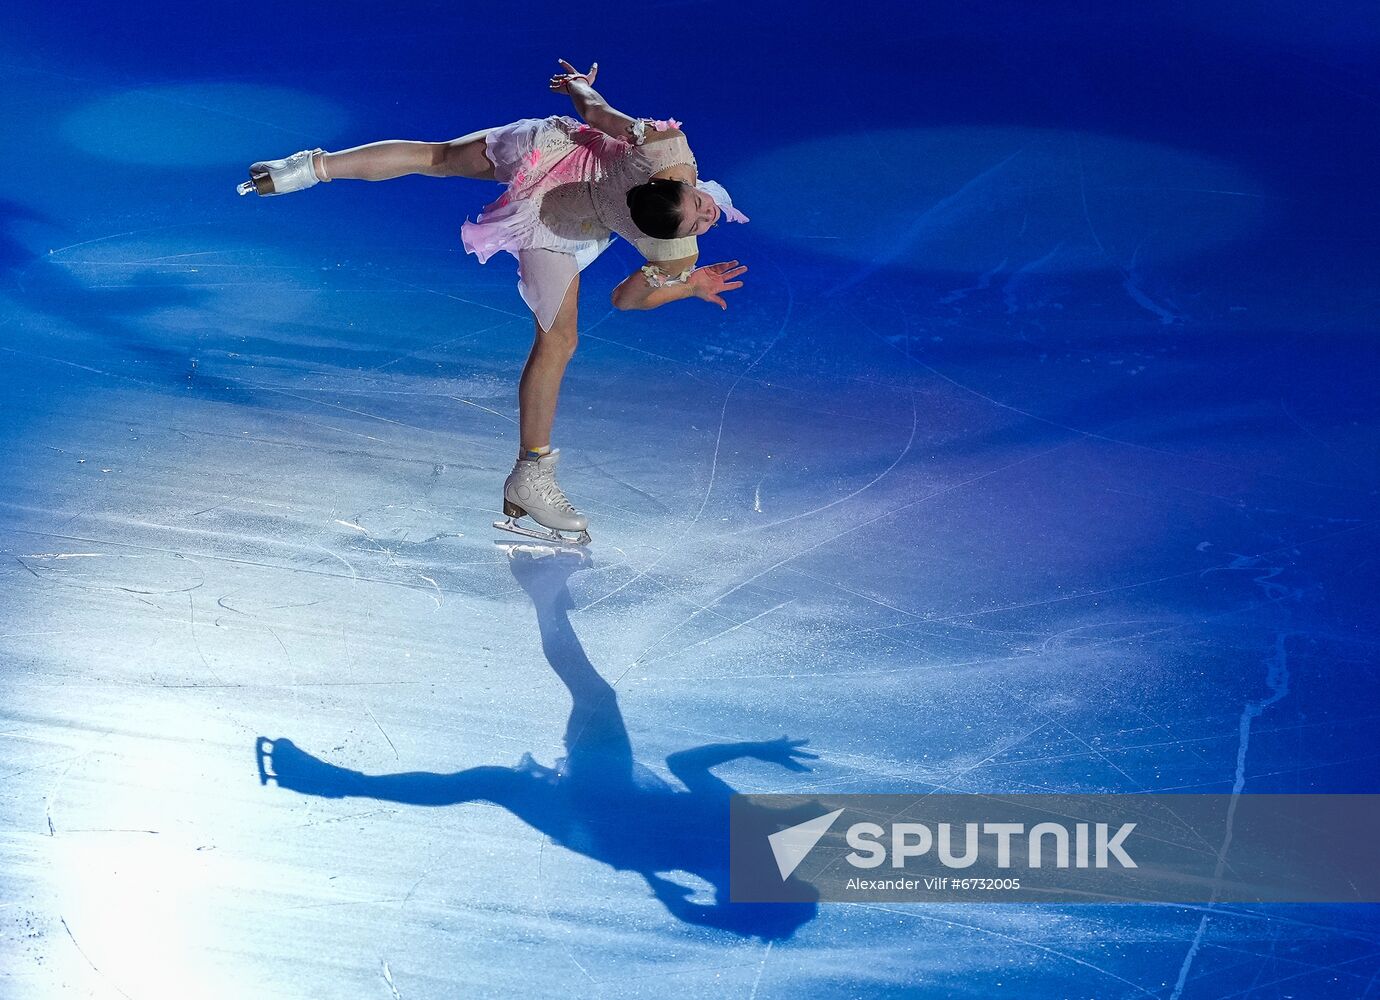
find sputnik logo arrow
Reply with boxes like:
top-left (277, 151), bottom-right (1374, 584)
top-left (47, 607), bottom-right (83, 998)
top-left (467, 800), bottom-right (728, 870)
top-left (768, 808), bottom-right (846, 881)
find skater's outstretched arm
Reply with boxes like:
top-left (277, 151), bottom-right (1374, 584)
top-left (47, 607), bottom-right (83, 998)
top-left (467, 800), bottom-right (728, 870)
top-left (612, 257), bottom-right (748, 312)
top-left (549, 60), bottom-right (682, 144)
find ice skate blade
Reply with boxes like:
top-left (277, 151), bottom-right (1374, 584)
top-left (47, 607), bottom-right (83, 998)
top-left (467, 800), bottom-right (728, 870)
top-left (493, 516), bottom-right (591, 547)
top-left (496, 540), bottom-right (592, 567)
top-left (255, 737), bottom-right (276, 786)
top-left (238, 171), bottom-right (276, 197)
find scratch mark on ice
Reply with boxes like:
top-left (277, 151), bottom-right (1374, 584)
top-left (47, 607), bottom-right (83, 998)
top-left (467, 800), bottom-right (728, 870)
top-left (381, 960), bottom-right (403, 999)
top-left (1170, 626), bottom-right (1294, 1000)
top-left (364, 703), bottom-right (400, 760)
top-left (634, 599), bottom-right (796, 668)
top-left (748, 940), bottom-right (774, 999)
top-left (418, 575), bottom-right (442, 608)
top-left (61, 916), bottom-right (135, 999)
top-left (1003, 243), bottom-right (1065, 314)
top-left (445, 395), bottom-right (517, 424)
top-left (939, 258), bottom-right (1007, 305)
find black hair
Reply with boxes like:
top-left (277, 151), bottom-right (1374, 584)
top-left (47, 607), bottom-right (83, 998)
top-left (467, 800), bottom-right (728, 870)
top-left (625, 178), bottom-right (688, 240)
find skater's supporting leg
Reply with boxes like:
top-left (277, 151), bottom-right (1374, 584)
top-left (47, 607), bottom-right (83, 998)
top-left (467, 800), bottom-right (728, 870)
top-left (317, 128), bottom-right (499, 182)
top-left (518, 274), bottom-right (580, 452)
top-left (496, 275), bottom-right (590, 541)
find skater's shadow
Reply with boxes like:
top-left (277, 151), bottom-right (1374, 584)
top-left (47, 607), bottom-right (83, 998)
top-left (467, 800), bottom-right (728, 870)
top-left (257, 547), bottom-right (821, 940)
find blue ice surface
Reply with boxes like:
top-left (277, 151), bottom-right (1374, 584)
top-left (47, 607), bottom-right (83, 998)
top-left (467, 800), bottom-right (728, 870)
top-left (1, 1), bottom-right (1377, 997)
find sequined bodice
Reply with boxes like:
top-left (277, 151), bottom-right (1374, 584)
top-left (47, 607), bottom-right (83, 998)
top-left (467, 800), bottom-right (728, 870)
top-left (526, 120), bottom-right (699, 260)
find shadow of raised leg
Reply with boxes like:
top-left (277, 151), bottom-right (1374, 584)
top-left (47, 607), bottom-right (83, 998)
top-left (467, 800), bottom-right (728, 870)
top-left (257, 736), bottom-right (542, 809)
top-left (257, 737), bottom-right (361, 797)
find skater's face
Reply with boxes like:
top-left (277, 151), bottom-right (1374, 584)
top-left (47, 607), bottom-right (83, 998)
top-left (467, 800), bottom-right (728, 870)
top-left (676, 186), bottom-right (721, 238)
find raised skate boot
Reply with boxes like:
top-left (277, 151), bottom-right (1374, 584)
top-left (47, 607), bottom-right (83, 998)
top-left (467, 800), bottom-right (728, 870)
top-left (237, 148), bottom-right (326, 196)
top-left (494, 449), bottom-right (592, 545)
top-left (256, 737), bottom-right (360, 798)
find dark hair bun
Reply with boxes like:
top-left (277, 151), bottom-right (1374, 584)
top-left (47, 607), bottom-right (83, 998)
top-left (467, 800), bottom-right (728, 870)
top-left (625, 178), bottom-right (686, 240)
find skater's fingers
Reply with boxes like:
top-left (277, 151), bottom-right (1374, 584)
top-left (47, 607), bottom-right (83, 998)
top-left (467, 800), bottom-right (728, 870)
top-left (722, 281), bottom-right (744, 292)
top-left (724, 266), bottom-right (748, 279)
top-left (559, 59), bottom-right (578, 73)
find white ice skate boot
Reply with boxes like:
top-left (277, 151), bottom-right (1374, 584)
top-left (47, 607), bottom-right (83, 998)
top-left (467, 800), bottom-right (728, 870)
top-left (237, 148), bottom-right (325, 196)
top-left (494, 449), bottom-right (592, 545)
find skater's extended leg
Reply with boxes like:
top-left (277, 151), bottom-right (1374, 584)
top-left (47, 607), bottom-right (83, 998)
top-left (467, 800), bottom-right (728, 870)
top-left (318, 128), bottom-right (497, 182)
top-left (242, 128), bottom-right (496, 195)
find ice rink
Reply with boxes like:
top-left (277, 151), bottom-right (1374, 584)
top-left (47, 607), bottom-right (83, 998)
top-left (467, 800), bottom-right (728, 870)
top-left (2, 2), bottom-right (1378, 997)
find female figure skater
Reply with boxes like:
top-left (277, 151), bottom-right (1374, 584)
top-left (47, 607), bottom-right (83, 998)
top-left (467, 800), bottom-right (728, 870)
top-left (240, 60), bottom-right (750, 544)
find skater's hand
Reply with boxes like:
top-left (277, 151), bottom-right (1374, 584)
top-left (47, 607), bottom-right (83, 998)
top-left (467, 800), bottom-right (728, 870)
top-left (749, 737), bottom-right (818, 772)
top-left (550, 59), bottom-right (598, 94)
top-left (646, 872), bottom-right (693, 904)
top-left (688, 260), bottom-right (748, 310)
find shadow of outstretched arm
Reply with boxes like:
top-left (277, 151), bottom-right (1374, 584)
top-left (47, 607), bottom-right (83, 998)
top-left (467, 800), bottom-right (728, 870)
top-left (667, 737), bottom-right (818, 798)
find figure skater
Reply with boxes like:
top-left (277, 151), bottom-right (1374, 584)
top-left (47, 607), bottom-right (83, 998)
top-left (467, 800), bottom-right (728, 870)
top-left (240, 60), bottom-right (750, 544)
